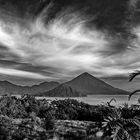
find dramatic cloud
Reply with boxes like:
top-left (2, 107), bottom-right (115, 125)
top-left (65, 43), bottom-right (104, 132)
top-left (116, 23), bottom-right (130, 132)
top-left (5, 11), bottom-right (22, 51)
top-left (0, 0), bottom-right (139, 83)
top-left (0, 67), bottom-right (50, 79)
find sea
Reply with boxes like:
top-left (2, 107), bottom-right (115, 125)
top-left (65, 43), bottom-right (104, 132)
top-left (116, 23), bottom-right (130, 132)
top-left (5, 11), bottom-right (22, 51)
top-left (36, 95), bottom-right (140, 106)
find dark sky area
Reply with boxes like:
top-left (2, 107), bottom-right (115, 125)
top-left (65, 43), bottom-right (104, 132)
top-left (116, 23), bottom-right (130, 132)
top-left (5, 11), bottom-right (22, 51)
top-left (0, 0), bottom-right (140, 90)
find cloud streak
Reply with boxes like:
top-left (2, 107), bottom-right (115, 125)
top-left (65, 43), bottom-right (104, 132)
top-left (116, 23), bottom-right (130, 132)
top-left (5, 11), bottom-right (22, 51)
top-left (0, 0), bottom-right (139, 81)
top-left (0, 67), bottom-right (50, 79)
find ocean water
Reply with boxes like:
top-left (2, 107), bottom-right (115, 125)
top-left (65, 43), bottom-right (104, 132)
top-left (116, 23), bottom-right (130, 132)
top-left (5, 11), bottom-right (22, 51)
top-left (37, 95), bottom-right (140, 106)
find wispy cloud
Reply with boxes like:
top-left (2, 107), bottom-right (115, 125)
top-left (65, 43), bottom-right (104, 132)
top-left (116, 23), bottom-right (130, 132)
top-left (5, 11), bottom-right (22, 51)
top-left (0, 0), bottom-right (139, 81)
top-left (0, 67), bottom-right (51, 79)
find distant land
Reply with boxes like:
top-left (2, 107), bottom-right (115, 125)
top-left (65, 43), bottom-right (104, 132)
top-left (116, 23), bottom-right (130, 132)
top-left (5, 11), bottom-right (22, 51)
top-left (0, 81), bottom-right (59, 95)
top-left (42, 72), bottom-right (129, 97)
top-left (0, 72), bottom-right (129, 97)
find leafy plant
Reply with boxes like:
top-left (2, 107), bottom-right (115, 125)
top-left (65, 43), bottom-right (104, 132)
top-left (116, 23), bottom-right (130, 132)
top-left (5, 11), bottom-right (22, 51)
top-left (129, 71), bottom-right (140, 100)
top-left (102, 106), bottom-right (140, 140)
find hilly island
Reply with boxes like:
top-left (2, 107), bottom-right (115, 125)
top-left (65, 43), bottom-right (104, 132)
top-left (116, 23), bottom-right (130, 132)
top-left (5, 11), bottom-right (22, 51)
top-left (0, 72), bottom-right (129, 97)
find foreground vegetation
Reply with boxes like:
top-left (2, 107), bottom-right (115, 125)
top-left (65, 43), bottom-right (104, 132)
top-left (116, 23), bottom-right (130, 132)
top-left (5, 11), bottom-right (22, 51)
top-left (0, 94), bottom-right (139, 140)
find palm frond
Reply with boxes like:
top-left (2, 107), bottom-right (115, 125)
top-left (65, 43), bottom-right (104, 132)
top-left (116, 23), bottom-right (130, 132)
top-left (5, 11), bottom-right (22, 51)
top-left (109, 98), bottom-right (116, 104)
top-left (129, 70), bottom-right (140, 82)
top-left (128, 90), bottom-right (140, 100)
top-left (133, 116), bottom-right (140, 128)
top-left (103, 108), bottom-right (140, 140)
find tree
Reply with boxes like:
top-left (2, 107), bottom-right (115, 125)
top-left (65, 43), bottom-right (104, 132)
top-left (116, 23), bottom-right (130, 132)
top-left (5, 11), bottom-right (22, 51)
top-left (128, 71), bottom-right (140, 100)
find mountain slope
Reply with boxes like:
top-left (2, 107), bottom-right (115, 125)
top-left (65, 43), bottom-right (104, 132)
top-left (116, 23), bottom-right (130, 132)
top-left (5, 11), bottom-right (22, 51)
top-left (0, 81), bottom-right (59, 95)
top-left (65, 72), bottom-right (129, 95)
top-left (0, 72), bottom-right (129, 96)
top-left (43, 84), bottom-right (86, 97)
top-left (41, 72), bottom-right (129, 97)
top-left (30, 82), bottom-right (59, 94)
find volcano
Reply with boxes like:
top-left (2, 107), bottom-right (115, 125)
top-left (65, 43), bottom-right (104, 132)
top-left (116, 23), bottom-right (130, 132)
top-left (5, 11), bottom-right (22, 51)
top-left (43, 72), bottom-right (129, 97)
top-left (0, 72), bottom-right (129, 96)
top-left (65, 72), bottom-right (128, 95)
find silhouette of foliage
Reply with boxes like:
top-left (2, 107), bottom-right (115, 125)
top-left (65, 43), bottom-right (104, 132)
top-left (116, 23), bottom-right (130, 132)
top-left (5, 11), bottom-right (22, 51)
top-left (0, 95), bottom-right (139, 139)
top-left (129, 70), bottom-right (140, 100)
top-left (102, 107), bottom-right (140, 140)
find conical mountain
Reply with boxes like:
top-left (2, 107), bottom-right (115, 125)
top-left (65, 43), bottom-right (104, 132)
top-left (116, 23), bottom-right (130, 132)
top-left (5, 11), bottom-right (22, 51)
top-left (42, 72), bottom-right (128, 97)
top-left (65, 72), bottom-right (128, 95)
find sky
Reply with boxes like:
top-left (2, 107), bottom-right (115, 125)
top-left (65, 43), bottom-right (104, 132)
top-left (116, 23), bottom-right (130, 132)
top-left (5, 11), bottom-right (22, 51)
top-left (0, 0), bottom-right (140, 90)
